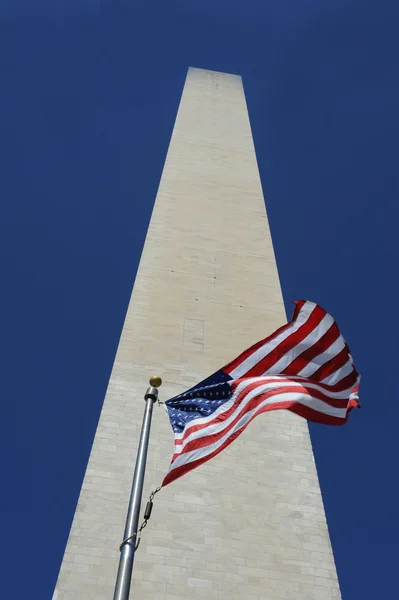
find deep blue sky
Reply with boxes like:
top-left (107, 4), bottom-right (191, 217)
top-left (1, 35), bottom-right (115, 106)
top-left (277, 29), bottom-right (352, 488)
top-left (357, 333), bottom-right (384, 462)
top-left (1, 1), bottom-right (398, 598)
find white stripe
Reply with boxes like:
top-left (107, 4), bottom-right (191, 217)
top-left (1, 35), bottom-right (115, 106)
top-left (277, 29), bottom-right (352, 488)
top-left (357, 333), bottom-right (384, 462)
top-left (172, 376), bottom-right (351, 456)
top-left (168, 390), bottom-right (347, 474)
top-left (229, 301), bottom-right (316, 378)
top-left (268, 312), bottom-right (335, 375)
top-left (321, 359), bottom-right (354, 385)
top-left (298, 334), bottom-right (345, 378)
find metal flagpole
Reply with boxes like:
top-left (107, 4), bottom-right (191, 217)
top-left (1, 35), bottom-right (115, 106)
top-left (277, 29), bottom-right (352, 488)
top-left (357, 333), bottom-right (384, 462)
top-left (113, 376), bottom-right (162, 600)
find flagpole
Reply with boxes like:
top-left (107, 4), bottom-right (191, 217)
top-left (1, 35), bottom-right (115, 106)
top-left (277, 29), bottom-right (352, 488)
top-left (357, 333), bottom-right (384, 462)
top-left (113, 376), bottom-right (162, 600)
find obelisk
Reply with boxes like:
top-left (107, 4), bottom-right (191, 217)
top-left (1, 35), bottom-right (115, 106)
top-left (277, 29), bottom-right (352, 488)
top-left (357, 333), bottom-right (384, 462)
top-left (53, 68), bottom-right (341, 600)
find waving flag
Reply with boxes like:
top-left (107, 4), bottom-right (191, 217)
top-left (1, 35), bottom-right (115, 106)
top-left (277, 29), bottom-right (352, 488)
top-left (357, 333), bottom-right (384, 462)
top-left (162, 301), bottom-right (360, 487)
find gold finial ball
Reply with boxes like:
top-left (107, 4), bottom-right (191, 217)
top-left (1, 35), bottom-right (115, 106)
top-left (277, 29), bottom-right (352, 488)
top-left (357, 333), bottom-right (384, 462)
top-left (149, 375), bottom-right (162, 388)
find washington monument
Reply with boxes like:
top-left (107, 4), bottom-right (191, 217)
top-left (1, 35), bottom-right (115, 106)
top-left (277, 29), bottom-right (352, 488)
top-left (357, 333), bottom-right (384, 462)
top-left (53, 68), bottom-right (341, 599)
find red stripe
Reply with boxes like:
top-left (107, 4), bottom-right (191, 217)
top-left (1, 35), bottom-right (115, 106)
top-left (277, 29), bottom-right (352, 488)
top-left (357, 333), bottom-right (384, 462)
top-left (162, 397), bottom-right (359, 487)
top-left (311, 345), bottom-right (350, 382)
top-left (282, 323), bottom-right (340, 376)
top-left (243, 305), bottom-right (326, 378)
top-left (224, 300), bottom-right (306, 374)
top-left (325, 370), bottom-right (358, 392)
top-left (171, 382), bottom-right (351, 459)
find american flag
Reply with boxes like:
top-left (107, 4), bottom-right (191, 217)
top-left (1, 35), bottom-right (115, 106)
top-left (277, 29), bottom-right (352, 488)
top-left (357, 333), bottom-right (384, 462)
top-left (162, 300), bottom-right (360, 487)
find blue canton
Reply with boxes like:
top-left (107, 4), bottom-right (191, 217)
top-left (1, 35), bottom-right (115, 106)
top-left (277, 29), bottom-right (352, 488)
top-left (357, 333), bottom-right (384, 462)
top-left (165, 370), bottom-right (233, 434)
